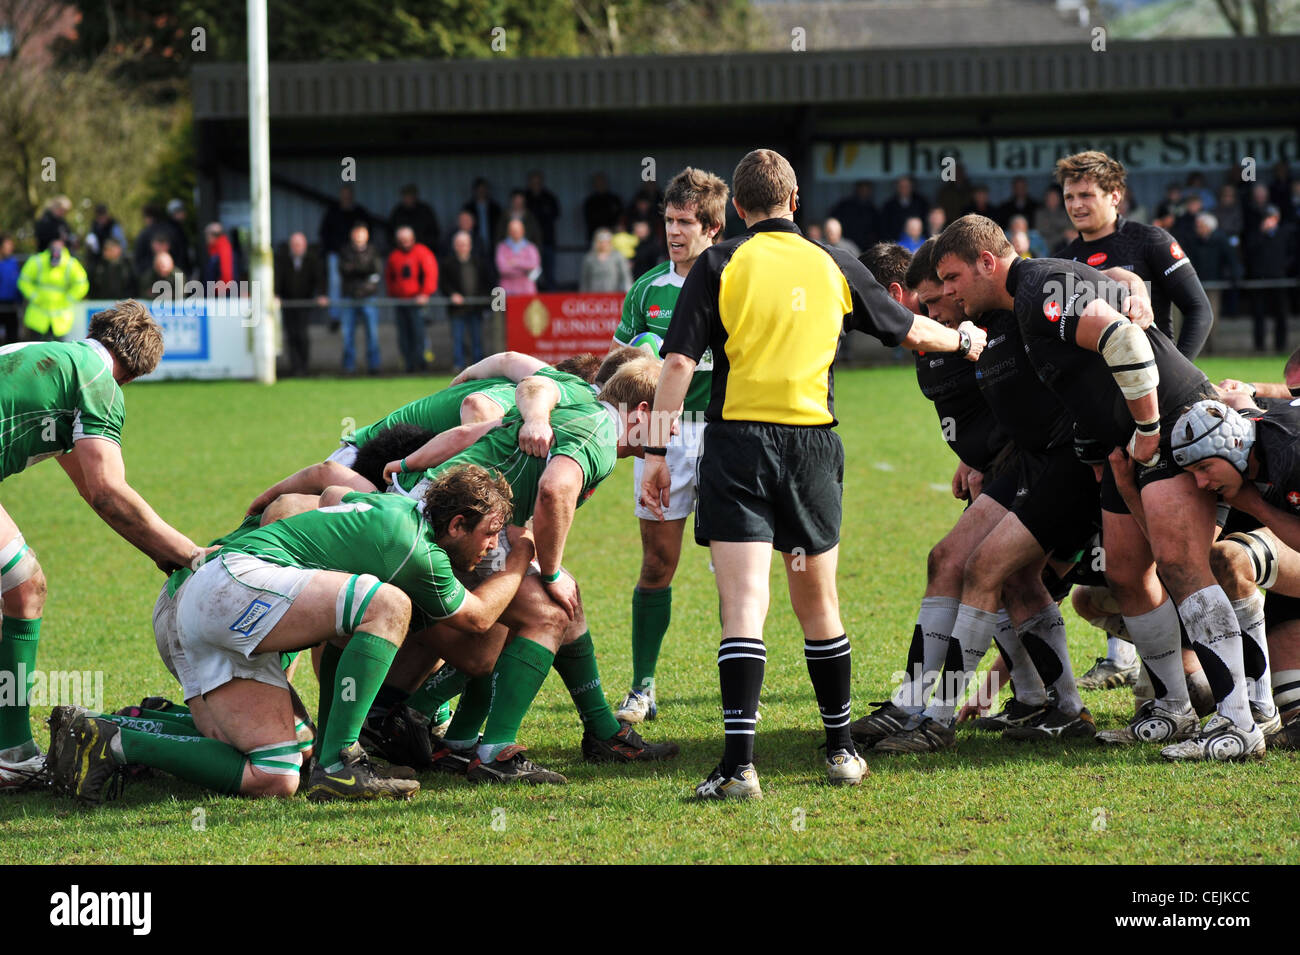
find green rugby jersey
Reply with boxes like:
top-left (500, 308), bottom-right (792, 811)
top-left (166, 513), bottom-right (263, 598)
top-left (349, 378), bottom-right (520, 448)
top-left (220, 491), bottom-right (465, 625)
top-left (396, 399), bottom-right (618, 525)
top-left (0, 340), bottom-right (124, 482)
top-left (613, 260), bottom-right (711, 413)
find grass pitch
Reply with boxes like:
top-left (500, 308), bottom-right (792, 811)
top-left (1, 356), bottom-right (1296, 864)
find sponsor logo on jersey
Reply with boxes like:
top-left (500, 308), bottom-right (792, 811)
top-left (1087, 252), bottom-right (1108, 267)
top-left (230, 599), bottom-right (273, 635)
top-left (1170, 242), bottom-right (1184, 259)
top-left (648, 304), bottom-right (661, 319)
top-left (929, 358), bottom-right (945, 368)
top-left (987, 334), bottom-right (1006, 348)
top-left (1044, 300), bottom-right (1062, 322)
top-left (1288, 491), bottom-right (1300, 509)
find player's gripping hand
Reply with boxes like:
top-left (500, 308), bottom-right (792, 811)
top-left (951, 461), bottom-right (973, 501)
top-left (517, 419), bottom-right (554, 458)
top-left (505, 521), bottom-right (535, 553)
top-left (957, 321), bottom-right (986, 361)
top-left (1126, 427), bottom-right (1160, 469)
top-left (543, 571), bottom-right (578, 620)
top-left (639, 455), bottom-right (671, 521)
top-left (382, 459), bottom-right (405, 485)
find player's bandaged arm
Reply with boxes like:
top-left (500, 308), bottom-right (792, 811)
top-left (384, 418), bottom-right (501, 483)
top-left (1074, 300), bottom-right (1161, 433)
top-left (1221, 482), bottom-right (1300, 555)
top-left (442, 528), bottom-right (537, 635)
top-left (248, 460), bottom-right (376, 515)
top-left (450, 350), bottom-right (547, 386)
top-left (59, 437), bottom-right (202, 571)
top-left (514, 376), bottom-right (560, 457)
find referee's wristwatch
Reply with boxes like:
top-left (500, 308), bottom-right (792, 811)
top-left (954, 326), bottom-right (973, 358)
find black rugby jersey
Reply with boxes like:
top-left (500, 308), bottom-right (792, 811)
top-left (914, 349), bottom-right (1002, 470)
top-left (1059, 217), bottom-right (1213, 359)
top-left (1007, 257), bottom-right (1211, 448)
top-left (1249, 401), bottom-right (1300, 513)
top-left (973, 308), bottom-right (1073, 452)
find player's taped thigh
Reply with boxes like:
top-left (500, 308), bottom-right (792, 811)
top-left (334, 573), bottom-right (384, 636)
top-left (0, 534), bottom-right (39, 594)
top-left (246, 740), bottom-right (304, 776)
top-left (1223, 530), bottom-right (1280, 590)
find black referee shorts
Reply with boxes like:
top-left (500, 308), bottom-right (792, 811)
top-left (694, 421), bottom-right (843, 555)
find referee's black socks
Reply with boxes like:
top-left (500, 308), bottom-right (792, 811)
top-left (718, 637), bottom-right (766, 774)
top-left (805, 635), bottom-right (853, 754)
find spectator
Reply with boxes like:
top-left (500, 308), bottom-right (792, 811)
top-left (1163, 182), bottom-right (1185, 219)
top-left (319, 186), bottom-right (375, 320)
top-left (829, 179), bottom-right (880, 250)
top-left (926, 206), bottom-right (947, 238)
top-left (88, 237), bottom-right (136, 300)
top-left (34, 196), bottom-right (73, 253)
top-left (389, 183), bottom-right (440, 251)
top-left (1185, 171), bottom-right (1217, 209)
top-left (1172, 194), bottom-right (1204, 248)
top-left (1243, 183), bottom-right (1273, 237)
top-left (610, 217), bottom-right (639, 260)
top-left (1011, 230), bottom-right (1032, 258)
top-left (882, 176), bottom-right (929, 244)
top-left (166, 198), bottom-right (196, 275)
top-left (494, 190), bottom-right (542, 249)
top-left (934, 163), bottom-right (973, 225)
top-left (962, 184), bottom-right (994, 218)
top-left (580, 228), bottom-right (631, 293)
top-left (583, 172), bottom-right (624, 239)
top-left (338, 224), bottom-right (384, 374)
top-left (18, 239), bottom-right (88, 340)
top-left (139, 251), bottom-right (182, 298)
top-left (82, 204), bottom-right (127, 264)
top-left (1246, 205), bottom-right (1296, 352)
top-left (201, 223), bottom-right (235, 285)
top-left (822, 217), bottom-right (860, 257)
top-left (1121, 186), bottom-right (1149, 225)
top-left (1268, 161), bottom-right (1294, 212)
top-left (494, 217), bottom-right (540, 297)
top-left (631, 218), bottom-right (665, 279)
top-left (440, 230), bottom-right (489, 373)
top-left (1185, 212), bottom-right (1239, 331)
top-left (804, 222), bottom-right (824, 243)
top-left (385, 225), bottom-right (438, 373)
top-left (1007, 214), bottom-right (1046, 258)
top-left (995, 176), bottom-right (1038, 228)
top-left (525, 170), bottom-right (562, 291)
top-left (0, 234), bottom-right (21, 345)
top-left (462, 178), bottom-right (501, 252)
top-left (133, 204), bottom-right (172, 275)
top-left (1151, 201), bottom-right (1177, 233)
top-left (274, 231), bottom-right (328, 377)
top-left (1287, 179), bottom-right (1300, 225)
top-left (1034, 185), bottom-right (1070, 253)
top-left (1214, 183), bottom-right (1244, 245)
top-left (898, 216), bottom-right (925, 254)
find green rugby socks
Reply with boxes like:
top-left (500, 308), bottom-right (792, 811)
top-left (630, 587), bottom-right (672, 694)
top-left (554, 632), bottom-right (621, 740)
top-left (318, 632), bottom-right (398, 770)
top-left (478, 638), bottom-right (555, 760)
top-left (112, 726), bottom-right (246, 795)
top-left (0, 617), bottom-right (41, 753)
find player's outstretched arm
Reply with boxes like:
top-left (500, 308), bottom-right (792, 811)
top-left (1219, 377), bottom-right (1290, 400)
top-left (441, 525), bottom-right (537, 634)
top-left (248, 461), bottom-right (375, 514)
top-left (450, 351), bottom-right (548, 385)
top-left (1222, 482), bottom-right (1300, 554)
top-left (515, 376), bottom-right (561, 457)
top-left (534, 456), bottom-right (584, 618)
top-left (382, 418), bottom-right (501, 484)
top-left (60, 438), bottom-right (202, 571)
top-left (901, 314), bottom-right (986, 361)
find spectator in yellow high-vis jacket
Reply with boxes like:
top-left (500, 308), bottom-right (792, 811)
top-left (18, 239), bottom-right (89, 339)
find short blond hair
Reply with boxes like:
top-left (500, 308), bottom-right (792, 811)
top-left (597, 356), bottom-right (661, 408)
top-left (732, 149), bottom-right (797, 216)
top-left (87, 300), bottom-right (164, 379)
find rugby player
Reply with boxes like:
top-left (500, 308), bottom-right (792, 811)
top-left (0, 301), bottom-right (207, 788)
top-left (934, 214), bottom-right (1265, 761)
top-left (606, 167), bottom-right (729, 725)
top-left (643, 149), bottom-right (987, 799)
top-left (868, 240), bottom-right (1104, 752)
top-left (50, 464), bottom-right (533, 803)
top-left (1057, 150), bottom-right (1217, 689)
top-left (383, 358), bottom-right (680, 783)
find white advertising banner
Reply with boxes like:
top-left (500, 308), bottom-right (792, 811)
top-left (813, 128), bottom-right (1299, 181)
top-left (73, 298), bottom-right (258, 381)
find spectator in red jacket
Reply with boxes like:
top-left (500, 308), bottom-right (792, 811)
top-left (202, 222), bottom-right (235, 286)
top-left (385, 225), bottom-right (438, 373)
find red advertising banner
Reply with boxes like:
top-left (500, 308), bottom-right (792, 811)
top-left (505, 292), bottom-right (623, 362)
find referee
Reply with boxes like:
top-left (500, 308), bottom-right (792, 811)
top-left (640, 149), bottom-right (987, 799)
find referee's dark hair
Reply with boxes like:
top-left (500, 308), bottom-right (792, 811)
top-left (732, 149), bottom-right (797, 215)
top-left (858, 242), bottom-right (912, 291)
top-left (904, 238), bottom-right (939, 290)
